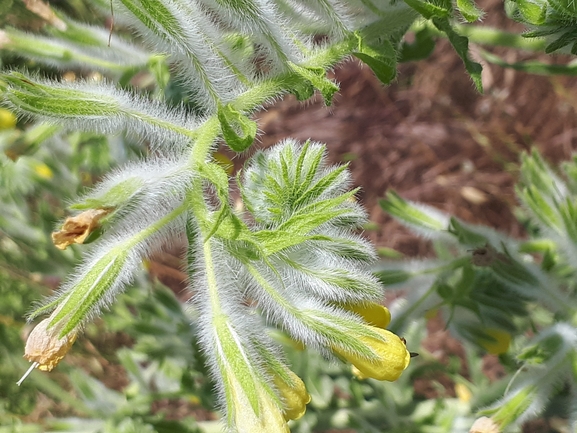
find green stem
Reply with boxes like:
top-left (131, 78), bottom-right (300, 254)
top-left (457, 25), bottom-right (547, 51)
top-left (126, 110), bottom-right (199, 140)
top-left (203, 236), bottom-right (223, 315)
top-left (411, 20), bottom-right (548, 51)
top-left (388, 283), bottom-right (438, 333)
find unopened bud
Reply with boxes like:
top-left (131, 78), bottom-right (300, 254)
top-left (335, 327), bottom-right (410, 381)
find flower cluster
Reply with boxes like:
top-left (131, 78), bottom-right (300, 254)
top-left (3, 1), bottom-right (416, 431)
top-left (18, 140), bottom-right (410, 431)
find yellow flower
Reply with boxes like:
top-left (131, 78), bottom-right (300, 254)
top-left (0, 108), bottom-right (16, 130)
top-left (342, 302), bottom-right (391, 329)
top-left (335, 327), bottom-right (410, 381)
top-left (273, 368), bottom-right (311, 421)
top-left (479, 328), bottom-right (511, 355)
top-left (32, 162), bottom-right (54, 180)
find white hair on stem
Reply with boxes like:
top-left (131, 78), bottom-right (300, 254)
top-left (113, 0), bottom-right (246, 112)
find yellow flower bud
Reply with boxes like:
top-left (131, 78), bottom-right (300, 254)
top-left (342, 302), bottom-right (391, 329)
top-left (23, 318), bottom-right (77, 372)
top-left (479, 328), bottom-right (511, 355)
top-left (335, 327), bottom-right (410, 381)
top-left (0, 108), bottom-right (17, 130)
top-left (351, 365), bottom-right (368, 380)
top-left (273, 369), bottom-right (311, 420)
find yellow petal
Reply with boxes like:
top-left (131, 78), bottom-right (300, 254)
top-left (335, 327), bottom-right (410, 381)
top-left (273, 369), bottom-right (311, 420)
top-left (32, 162), bottom-right (53, 180)
top-left (0, 108), bottom-right (17, 130)
top-left (51, 208), bottom-right (112, 250)
top-left (23, 318), bottom-right (77, 372)
top-left (351, 365), bottom-right (368, 380)
top-left (479, 328), bottom-right (511, 355)
top-left (342, 302), bottom-right (391, 329)
top-left (455, 382), bottom-right (472, 403)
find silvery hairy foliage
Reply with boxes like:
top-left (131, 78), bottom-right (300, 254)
top-left (0, 1), bottom-right (426, 431)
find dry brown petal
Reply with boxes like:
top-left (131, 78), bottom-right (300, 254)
top-left (469, 417), bottom-right (501, 433)
top-left (23, 318), bottom-right (77, 372)
top-left (52, 208), bottom-right (112, 250)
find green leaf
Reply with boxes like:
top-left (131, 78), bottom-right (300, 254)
top-left (380, 190), bottom-right (448, 234)
top-left (217, 104), bottom-right (257, 152)
top-left (353, 32), bottom-right (398, 84)
top-left (514, 0), bottom-right (548, 25)
top-left (403, 0), bottom-right (451, 19)
top-left (517, 185), bottom-right (562, 232)
top-left (71, 177), bottom-right (144, 210)
top-left (288, 63), bottom-right (339, 105)
top-left (517, 334), bottom-right (563, 364)
top-left (399, 28), bottom-right (437, 62)
top-left (374, 269), bottom-right (414, 285)
top-left (522, 27), bottom-right (567, 38)
top-left (550, 0), bottom-right (577, 18)
top-left (448, 218), bottom-right (488, 246)
top-left (50, 247), bottom-right (129, 337)
top-left (197, 162), bottom-right (247, 241)
top-left (432, 17), bottom-right (483, 92)
top-left (456, 0), bottom-right (484, 22)
top-left (2, 72), bottom-right (120, 118)
top-left (545, 29), bottom-right (577, 53)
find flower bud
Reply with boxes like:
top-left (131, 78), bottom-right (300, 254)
top-left (341, 302), bottom-right (391, 329)
top-left (335, 327), bottom-right (410, 381)
top-left (273, 368), bottom-right (311, 420)
top-left (227, 368), bottom-right (290, 433)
